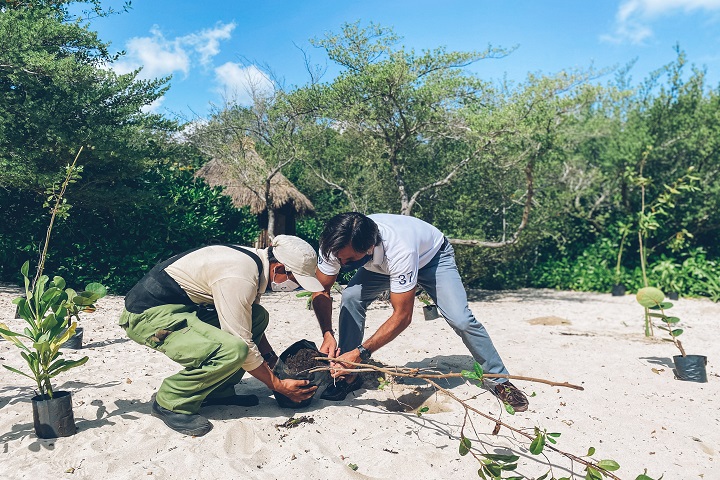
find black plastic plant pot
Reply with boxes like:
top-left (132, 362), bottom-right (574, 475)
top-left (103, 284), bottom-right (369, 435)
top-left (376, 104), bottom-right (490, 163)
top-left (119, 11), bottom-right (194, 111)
top-left (673, 355), bottom-right (708, 383)
top-left (272, 339), bottom-right (330, 408)
top-left (272, 390), bottom-right (313, 409)
top-left (667, 291), bottom-right (680, 300)
top-left (611, 284), bottom-right (626, 297)
top-left (32, 391), bottom-right (77, 438)
top-left (61, 327), bottom-right (83, 350)
top-left (423, 304), bottom-right (441, 320)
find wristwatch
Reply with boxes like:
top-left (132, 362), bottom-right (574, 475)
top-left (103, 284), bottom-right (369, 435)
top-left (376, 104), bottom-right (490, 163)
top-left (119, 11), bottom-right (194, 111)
top-left (357, 344), bottom-right (371, 362)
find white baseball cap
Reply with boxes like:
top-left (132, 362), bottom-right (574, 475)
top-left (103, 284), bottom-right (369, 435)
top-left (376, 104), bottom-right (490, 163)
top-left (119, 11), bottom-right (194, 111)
top-left (271, 235), bottom-right (324, 292)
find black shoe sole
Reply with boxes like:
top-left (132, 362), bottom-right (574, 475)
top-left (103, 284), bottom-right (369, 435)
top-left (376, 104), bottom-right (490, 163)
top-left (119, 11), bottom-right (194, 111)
top-left (151, 401), bottom-right (213, 436)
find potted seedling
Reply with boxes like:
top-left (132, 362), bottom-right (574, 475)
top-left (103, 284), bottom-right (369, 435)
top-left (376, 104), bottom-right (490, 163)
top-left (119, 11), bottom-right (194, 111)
top-left (636, 286), bottom-right (707, 382)
top-left (272, 339), bottom-right (330, 408)
top-left (417, 289), bottom-right (440, 321)
top-left (0, 261), bottom-right (107, 438)
top-left (629, 157), bottom-right (700, 335)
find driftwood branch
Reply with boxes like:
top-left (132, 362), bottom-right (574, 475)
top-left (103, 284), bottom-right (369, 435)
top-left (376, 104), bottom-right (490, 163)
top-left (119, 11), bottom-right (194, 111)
top-left (310, 360), bottom-right (583, 390)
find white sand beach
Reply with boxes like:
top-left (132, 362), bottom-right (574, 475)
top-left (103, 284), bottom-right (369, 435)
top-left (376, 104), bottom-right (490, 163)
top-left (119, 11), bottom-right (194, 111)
top-left (1, 285), bottom-right (718, 480)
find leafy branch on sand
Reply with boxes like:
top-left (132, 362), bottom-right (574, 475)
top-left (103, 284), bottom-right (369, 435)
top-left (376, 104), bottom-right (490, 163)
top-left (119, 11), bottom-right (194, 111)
top-left (311, 359), bottom-right (647, 480)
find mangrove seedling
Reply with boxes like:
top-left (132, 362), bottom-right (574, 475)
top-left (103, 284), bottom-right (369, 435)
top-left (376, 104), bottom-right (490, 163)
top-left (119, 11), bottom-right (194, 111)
top-left (635, 287), bottom-right (685, 356)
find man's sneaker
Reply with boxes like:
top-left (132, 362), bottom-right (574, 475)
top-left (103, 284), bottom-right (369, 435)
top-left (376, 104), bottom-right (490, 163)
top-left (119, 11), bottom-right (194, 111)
top-left (494, 381), bottom-right (529, 412)
top-left (151, 399), bottom-right (213, 436)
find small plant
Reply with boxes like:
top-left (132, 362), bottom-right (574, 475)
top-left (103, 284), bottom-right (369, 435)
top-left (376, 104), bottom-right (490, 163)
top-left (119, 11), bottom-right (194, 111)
top-left (627, 155), bottom-right (700, 335)
top-left (0, 261), bottom-right (106, 398)
top-left (0, 147), bottom-right (106, 399)
top-left (296, 282), bottom-right (342, 309)
top-left (417, 289), bottom-right (433, 306)
top-left (635, 287), bottom-right (685, 356)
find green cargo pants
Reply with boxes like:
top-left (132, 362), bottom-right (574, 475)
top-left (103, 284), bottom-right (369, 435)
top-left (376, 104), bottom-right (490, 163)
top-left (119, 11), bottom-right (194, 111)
top-left (119, 303), bottom-right (269, 415)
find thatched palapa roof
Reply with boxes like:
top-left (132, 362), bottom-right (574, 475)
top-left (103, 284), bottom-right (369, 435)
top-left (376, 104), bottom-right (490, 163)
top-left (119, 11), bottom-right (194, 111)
top-left (194, 149), bottom-right (314, 215)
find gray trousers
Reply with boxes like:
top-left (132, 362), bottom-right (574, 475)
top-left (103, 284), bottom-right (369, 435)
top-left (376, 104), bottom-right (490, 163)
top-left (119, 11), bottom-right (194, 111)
top-left (338, 241), bottom-right (510, 381)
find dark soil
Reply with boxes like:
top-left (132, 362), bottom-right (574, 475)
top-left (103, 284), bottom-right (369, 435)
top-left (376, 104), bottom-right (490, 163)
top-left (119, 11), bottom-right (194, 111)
top-left (284, 348), bottom-right (322, 375)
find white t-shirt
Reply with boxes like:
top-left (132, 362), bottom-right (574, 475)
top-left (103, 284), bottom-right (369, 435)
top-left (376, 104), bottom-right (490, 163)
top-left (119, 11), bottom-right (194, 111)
top-left (318, 214), bottom-right (445, 293)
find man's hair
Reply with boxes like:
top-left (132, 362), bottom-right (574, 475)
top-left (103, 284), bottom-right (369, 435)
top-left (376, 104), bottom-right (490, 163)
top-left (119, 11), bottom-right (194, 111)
top-left (319, 212), bottom-right (380, 261)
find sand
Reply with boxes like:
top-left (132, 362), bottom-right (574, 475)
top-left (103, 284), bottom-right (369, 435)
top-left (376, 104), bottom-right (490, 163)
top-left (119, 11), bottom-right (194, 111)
top-left (1, 285), bottom-right (718, 480)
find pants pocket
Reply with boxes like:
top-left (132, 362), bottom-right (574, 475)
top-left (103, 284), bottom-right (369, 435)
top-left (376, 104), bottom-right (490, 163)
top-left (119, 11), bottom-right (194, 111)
top-left (157, 325), bottom-right (222, 369)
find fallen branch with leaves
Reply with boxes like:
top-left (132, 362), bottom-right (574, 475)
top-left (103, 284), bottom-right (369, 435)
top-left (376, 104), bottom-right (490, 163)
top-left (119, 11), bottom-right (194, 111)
top-left (310, 359), bottom-right (635, 480)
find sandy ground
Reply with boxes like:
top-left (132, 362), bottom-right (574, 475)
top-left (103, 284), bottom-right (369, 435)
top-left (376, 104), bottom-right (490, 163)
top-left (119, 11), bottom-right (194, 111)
top-left (1, 285), bottom-right (718, 480)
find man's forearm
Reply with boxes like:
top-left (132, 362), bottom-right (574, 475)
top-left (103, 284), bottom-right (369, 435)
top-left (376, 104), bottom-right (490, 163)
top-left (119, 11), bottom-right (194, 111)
top-left (248, 362), bottom-right (282, 391)
top-left (311, 292), bottom-right (334, 334)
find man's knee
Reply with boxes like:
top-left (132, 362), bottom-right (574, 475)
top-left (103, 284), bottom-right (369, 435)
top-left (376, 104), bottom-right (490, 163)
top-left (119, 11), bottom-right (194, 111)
top-left (220, 337), bottom-right (249, 366)
top-left (341, 284), bottom-right (364, 307)
top-left (443, 309), bottom-right (475, 332)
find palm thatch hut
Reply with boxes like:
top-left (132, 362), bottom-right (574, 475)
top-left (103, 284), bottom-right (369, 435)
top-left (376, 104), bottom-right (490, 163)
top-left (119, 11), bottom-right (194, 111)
top-left (195, 148), bottom-right (314, 247)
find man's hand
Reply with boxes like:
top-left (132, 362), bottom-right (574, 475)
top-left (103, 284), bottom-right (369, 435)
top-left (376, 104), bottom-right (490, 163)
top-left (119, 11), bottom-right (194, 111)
top-left (319, 331), bottom-right (339, 358)
top-left (329, 348), bottom-right (362, 379)
top-left (277, 379), bottom-right (317, 403)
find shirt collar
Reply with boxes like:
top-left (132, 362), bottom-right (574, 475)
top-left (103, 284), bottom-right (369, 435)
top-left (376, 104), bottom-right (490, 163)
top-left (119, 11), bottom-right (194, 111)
top-left (371, 241), bottom-right (385, 265)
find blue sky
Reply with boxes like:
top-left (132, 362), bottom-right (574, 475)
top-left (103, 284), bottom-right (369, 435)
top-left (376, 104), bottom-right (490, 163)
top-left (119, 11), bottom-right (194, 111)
top-left (84, 0), bottom-right (720, 119)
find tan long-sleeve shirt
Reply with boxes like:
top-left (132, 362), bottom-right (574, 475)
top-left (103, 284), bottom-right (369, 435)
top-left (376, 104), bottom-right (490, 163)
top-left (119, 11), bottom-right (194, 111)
top-left (164, 245), bottom-right (270, 372)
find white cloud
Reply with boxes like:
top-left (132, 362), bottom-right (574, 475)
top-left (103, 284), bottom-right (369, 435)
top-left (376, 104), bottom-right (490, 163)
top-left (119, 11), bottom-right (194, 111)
top-left (111, 22), bottom-right (236, 80)
top-left (183, 23), bottom-right (235, 66)
top-left (141, 96), bottom-right (165, 114)
top-left (604, 0), bottom-right (720, 44)
top-left (214, 63), bottom-right (274, 105)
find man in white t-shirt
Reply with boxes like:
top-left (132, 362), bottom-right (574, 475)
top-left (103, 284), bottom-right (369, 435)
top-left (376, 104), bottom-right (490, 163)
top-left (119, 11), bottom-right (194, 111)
top-left (311, 212), bottom-right (529, 412)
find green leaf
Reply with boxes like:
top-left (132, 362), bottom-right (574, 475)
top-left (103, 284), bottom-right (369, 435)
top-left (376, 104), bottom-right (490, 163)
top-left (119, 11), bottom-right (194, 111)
top-left (658, 302), bottom-right (673, 309)
top-left (21, 261), bottom-right (30, 278)
top-left (482, 453), bottom-right (519, 463)
top-left (586, 466), bottom-right (603, 480)
top-left (670, 329), bottom-right (683, 336)
top-left (461, 370), bottom-right (480, 381)
top-left (459, 436), bottom-right (472, 456)
top-left (348, 463), bottom-right (358, 471)
top-left (84, 283), bottom-right (107, 298)
top-left (664, 316), bottom-right (680, 324)
top-left (537, 472), bottom-right (549, 480)
top-left (547, 432), bottom-right (561, 437)
top-left (3, 364), bottom-right (35, 380)
top-left (504, 402), bottom-right (515, 415)
top-left (597, 459), bottom-right (620, 471)
top-left (529, 433), bottom-right (545, 455)
top-left (636, 287), bottom-right (664, 308)
top-left (71, 294), bottom-right (95, 306)
top-left (485, 463), bottom-right (502, 477)
top-left (473, 361), bottom-right (483, 379)
top-left (48, 357), bottom-right (89, 378)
